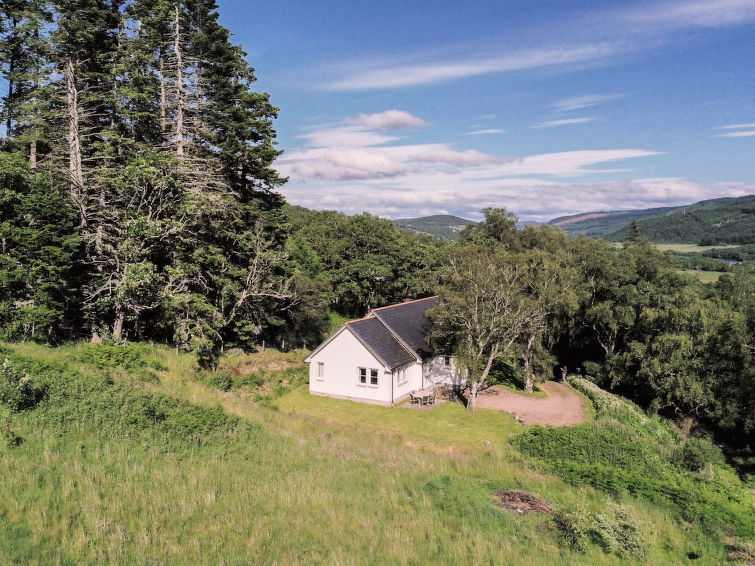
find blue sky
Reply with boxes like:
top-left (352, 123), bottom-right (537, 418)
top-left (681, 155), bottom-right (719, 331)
top-left (219, 0), bottom-right (754, 221)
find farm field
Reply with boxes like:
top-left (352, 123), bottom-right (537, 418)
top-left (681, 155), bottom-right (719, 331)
top-left (681, 269), bottom-right (724, 283)
top-left (654, 244), bottom-right (739, 253)
top-left (1, 342), bottom-right (752, 564)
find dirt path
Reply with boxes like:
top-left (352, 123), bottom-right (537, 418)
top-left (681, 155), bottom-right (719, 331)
top-left (475, 381), bottom-right (589, 426)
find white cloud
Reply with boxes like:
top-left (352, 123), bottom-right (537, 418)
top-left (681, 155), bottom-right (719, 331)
top-left (497, 150), bottom-right (661, 177)
top-left (278, 114), bottom-right (684, 222)
top-left (297, 125), bottom-right (398, 148)
top-left (282, 177), bottom-right (749, 222)
top-left (345, 110), bottom-right (428, 130)
top-left (324, 43), bottom-right (619, 90)
top-left (465, 129), bottom-right (505, 135)
top-left (718, 123), bottom-right (755, 129)
top-left (280, 147), bottom-right (411, 181)
top-left (716, 130), bottom-right (755, 138)
top-left (551, 93), bottom-right (625, 112)
top-left (413, 148), bottom-right (507, 167)
top-left (533, 117), bottom-right (594, 128)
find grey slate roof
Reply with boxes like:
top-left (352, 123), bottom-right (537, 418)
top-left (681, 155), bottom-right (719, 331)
top-left (343, 296), bottom-right (439, 369)
top-left (347, 316), bottom-right (416, 369)
top-left (372, 296), bottom-right (439, 356)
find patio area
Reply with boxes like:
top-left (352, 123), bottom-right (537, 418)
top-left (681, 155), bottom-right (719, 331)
top-left (401, 388), bottom-right (447, 409)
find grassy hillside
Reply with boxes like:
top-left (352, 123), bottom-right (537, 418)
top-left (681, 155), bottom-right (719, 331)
top-left (605, 195), bottom-right (755, 244)
top-left (393, 214), bottom-right (476, 241)
top-left (0, 343), bottom-right (752, 564)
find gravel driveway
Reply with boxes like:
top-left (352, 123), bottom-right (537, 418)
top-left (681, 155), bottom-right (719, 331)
top-left (475, 381), bottom-right (589, 426)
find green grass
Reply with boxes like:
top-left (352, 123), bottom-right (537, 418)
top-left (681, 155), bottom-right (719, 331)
top-left (327, 311), bottom-right (349, 333)
top-left (680, 269), bottom-right (723, 283)
top-left (0, 342), bottom-right (747, 564)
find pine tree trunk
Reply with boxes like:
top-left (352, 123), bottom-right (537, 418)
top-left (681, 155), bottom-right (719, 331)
top-left (29, 141), bottom-right (37, 169)
top-left (65, 58), bottom-right (86, 227)
top-left (174, 6), bottom-right (185, 158)
top-left (159, 53), bottom-right (167, 134)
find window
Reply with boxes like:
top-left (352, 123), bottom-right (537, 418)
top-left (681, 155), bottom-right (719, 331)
top-left (443, 356), bottom-right (451, 367)
top-left (317, 362), bottom-right (324, 380)
top-left (359, 367), bottom-right (379, 386)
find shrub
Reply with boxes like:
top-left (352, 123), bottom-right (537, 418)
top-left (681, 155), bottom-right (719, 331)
top-left (1, 421), bottom-right (22, 446)
top-left (591, 501), bottom-right (647, 560)
top-left (0, 358), bottom-right (47, 411)
top-left (553, 506), bottom-right (590, 553)
top-left (76, 343), bottom-right (148, 370)
top-left (208, 372), bottom-right (233, 392)
top-left (679, 437), bottom-right (723, 472)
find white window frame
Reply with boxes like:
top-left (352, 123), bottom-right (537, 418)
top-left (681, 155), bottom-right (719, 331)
top-left (316, 362), bottom-right (324, 381)
top-left (370, 368), bottom-right (378, 386)
top-left (358, 367), bottom-right (367, 385)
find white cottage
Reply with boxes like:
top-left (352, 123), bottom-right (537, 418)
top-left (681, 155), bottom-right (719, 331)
top-left (305, 296), bottom-right (462, 405)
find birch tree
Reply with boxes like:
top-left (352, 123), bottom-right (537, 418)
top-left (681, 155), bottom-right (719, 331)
top-left (429, 243), bottom-right (532, 412)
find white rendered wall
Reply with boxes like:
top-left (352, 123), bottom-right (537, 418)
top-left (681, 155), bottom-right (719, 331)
top-left (308, 327), bottom-right (394, 405)
top-left (423, 356), bottom-right (463, 388)
top-left (391, 361), bottom-right (423, 401)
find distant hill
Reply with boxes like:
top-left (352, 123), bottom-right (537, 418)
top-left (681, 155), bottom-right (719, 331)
top-left (393, 214), bottom-right (542, 241)
top-left (547, 195), bottom-right (755, 245)
top-left (548, 206), bottom-right (679, 238)
top-left (393, 215), bottom-right (476, 241)
top-left (604, 195), bottom-right (755, 244)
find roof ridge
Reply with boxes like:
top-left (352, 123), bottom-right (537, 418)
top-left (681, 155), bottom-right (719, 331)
top-left (344, 314), bottom-right (376, 325)
top-left (371, 295), bottom-right (438, 312)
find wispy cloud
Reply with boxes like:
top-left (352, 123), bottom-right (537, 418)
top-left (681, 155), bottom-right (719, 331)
top-left (533, 117), bottom-right (594, 128)
top-left (324, 43), bottom-right (619, 90)
top-left (717, 130), bottom-right (755, 138)
top-left (345, 110), bottom-right (428, 130)
top-left (413, 148), bottom-right (508, 167)
top-left (318, 1), bottom-right (755, 92)
top-left (719, 123), bottom-right (755, 129)
top-left (297, 126), bottom-right (398, 148)
top-left (551, 93), bottom-right (625, 112)
top-left (621, 0), bottom-right (755, 29)
top-left (465, 129), bottom-right (505, 135)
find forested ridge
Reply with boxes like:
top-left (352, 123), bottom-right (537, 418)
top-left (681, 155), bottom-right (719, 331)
top-left (606, 195), bottom-right (755, 245)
